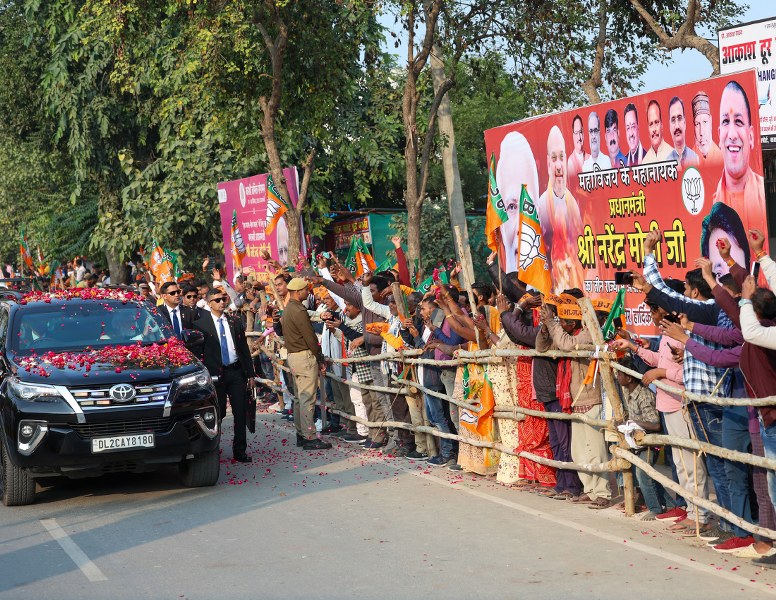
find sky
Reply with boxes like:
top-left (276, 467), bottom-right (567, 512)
top-left (640, 1), bottom-right (774, 92)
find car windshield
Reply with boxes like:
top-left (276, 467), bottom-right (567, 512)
top-left (10, 301), bottom-right (172, 354)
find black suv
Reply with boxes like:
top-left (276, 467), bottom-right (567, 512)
top-left (0, 291), bottom-right (220, 505)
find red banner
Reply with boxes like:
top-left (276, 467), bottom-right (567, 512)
top-left (484, 70), bottom-right (767, 333)
top-left (217, 167), bottom-right (304, 284)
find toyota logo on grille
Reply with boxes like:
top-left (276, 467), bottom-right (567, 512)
top-left (109, 384), bottom-right (136, 403)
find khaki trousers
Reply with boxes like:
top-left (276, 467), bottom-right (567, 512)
top-left (663, 408), bottom-right (709, 523)
top-left (287, 350), bottom-right (319, 441)
top-left (570, 405), bottom-right (612, 500)
top-left (405, 392), bottom-right (430, 455)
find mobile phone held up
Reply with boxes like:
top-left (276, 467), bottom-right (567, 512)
top-left (614, 271), bottom-right (634, 286)
top-left (752, 261), bottom-right (761, 280)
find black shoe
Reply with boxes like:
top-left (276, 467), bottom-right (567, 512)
top-left (296, 434), bottom-right (305, 447)
top-left (321, 424), bottom-right (344, 434)
top-left (405, 450), bottom-right (429, 460)
top-left (233, 452), bottom-right (252, 463)
top-left (303, 438), bottom-right (332, 450)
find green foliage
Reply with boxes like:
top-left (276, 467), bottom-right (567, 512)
top-left (389, 202), bottom-right (489, 282)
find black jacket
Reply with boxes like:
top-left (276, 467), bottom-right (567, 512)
top-left (157, 304), bottom-right (196, 331)
top-left (501, 309), bottom-right (558, 403)
top-left (193, 313), bottom-right (256, 378)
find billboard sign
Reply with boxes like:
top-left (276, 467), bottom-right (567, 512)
top-left (217, 167), bottom-right (303, 284)
top-left (719, 17), bottom-right (776, 146)
top-left (484, 71), bottom-right (766, 332)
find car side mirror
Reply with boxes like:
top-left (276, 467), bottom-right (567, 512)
top-left (181, 329), bottom-right (204, 349)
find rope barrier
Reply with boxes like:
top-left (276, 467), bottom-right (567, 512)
top-left (251, 294), bottom-right (776, 530)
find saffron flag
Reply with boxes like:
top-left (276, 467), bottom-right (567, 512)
top-left (459, 364), bottom-right (496, 437)
top-left (19, 227), bottom-right (34, 271)
top-left (149, 240), bottom-right (176, 284)
top-left (485, 152), bottom-right (508, 252)
top-left (230, 210), bottom-right (247, 273)
top-left (344, 236), bottom-right (377, 277)
top-left (517, 185), bottom-right (552, 296)
top-left (265, 175), bottom-right (289, 235)
top-left (601, 287), bottom-right (626, 340)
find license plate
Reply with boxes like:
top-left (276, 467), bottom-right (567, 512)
top-left (91, 433), bottom-right (155, 453)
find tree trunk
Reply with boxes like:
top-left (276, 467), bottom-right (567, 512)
top-left (430, 43), bottom-right (474, 284)
top-left (403, 62), bottom-right (422, 270)
top-left (406, 200), bottom-right (422, 274)
top-left (105, 248), bottom-right (128, 285)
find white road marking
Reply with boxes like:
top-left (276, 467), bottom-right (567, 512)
top-left (406, 468), bottom-right (776, 595)
top-left (40, 518), bottom-right (107, 582)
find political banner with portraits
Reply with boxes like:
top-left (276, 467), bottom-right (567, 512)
top-left (484, 70), bottom-right (766, 333)
top-left (719, 18), bottom-right (776, 147)
top-left (217, 167), bottom-right (303, 284)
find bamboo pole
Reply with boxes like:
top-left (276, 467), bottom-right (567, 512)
top-left (614, 447), bottom-right (776, 540)
top-left (637, 432), bottom-right (776, 471)
top-left (578, 297), bottom-right (635, 517)
top-left (325, 373), bottom-right (408, 396)
top-left (610, 361), bottom-right (776, 407)
top-left (324, 407), bottom-right (621, 474)
top-left (454, 225), bottom-right (481, 346)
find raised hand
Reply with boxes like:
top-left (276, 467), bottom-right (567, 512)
top-left (742, 275), bottom-right (756, 300)
top-left (748, 228), bottom-right (766, 255)
top-left (715, 236), bottom-right (732, 261)
top-left (644, 230), bottom-right (661, 254)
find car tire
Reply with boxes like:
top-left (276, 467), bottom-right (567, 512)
top-left (178, 447), bottom-right (220, 487)
top-left (1, 441), bottom-right (36, 506)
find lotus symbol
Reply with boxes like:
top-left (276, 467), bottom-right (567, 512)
top-left (681, 167), bottom-right (705, 215)
top-left (519, 222), bottom-right (548, 271)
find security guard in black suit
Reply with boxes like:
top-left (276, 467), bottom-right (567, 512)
top-left (157, 281), bottom-right (196, 337)
top-left (193, 288), bottom-right (256, 462)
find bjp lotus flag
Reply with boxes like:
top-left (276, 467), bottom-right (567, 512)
top-left (230, 209), bottom-right (247, 272)
top-left (19, 227), bottom-right (34, 271)
top-left (344, 236), bottom-right (377, 277)
top-left (459, 365), bottom-right (496, 437)
top-left (517, 185), bottom-right (552, 296)
top-left (485, 152), bottom-right (508, 252)
top-left (265, 175), bottom-right (289, 235)
top-left (149, 240), bottom-right (175, 284)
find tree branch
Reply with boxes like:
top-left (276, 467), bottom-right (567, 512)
top-left (629, 0), bottom-right (720, 74)
top-left (417, 77), bottom-right (454, 201)
top-left (296, 148), bottom-right (316, 214)
top-left (412, 0), bottom-right (443, 76)
top-left (581, 0), bottom-right (606, 104)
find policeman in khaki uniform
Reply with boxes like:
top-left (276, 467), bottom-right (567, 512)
top-left (281, 278), bottom-right (331, 450)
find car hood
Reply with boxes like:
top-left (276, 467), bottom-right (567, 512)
top-left (7, 353), bottom-right (204, 386)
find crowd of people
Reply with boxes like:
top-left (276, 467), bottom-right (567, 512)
top-left (17, 225), bottom-right (776, 570)
top-left (238, 226), bottom-right (776, 570)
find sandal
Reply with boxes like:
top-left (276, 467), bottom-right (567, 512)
top-left (569, 493), bottom-right (592, 504)
top-left (552, 491), bottom-right (575, 501)
top-left (536, 488), bottom-right (558, 497)
top-left (588, 497), bottom-right (611, 509)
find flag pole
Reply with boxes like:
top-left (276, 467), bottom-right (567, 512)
top-left (453, 225), bottom-right (481, 346)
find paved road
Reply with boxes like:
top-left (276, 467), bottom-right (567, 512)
top-left (2, 413), bottom-right (775, 599)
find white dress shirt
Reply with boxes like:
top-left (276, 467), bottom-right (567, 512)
top-left (211, 313), bottom-right (238, 365)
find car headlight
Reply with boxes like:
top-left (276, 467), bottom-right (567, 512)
top-left (175, 369), bottom-right (212, 392)
top-left (8, 379), bottom-right (64, 403)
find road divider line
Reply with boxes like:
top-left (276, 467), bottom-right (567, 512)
top-left (40, 518), bottom-right (107, 582)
